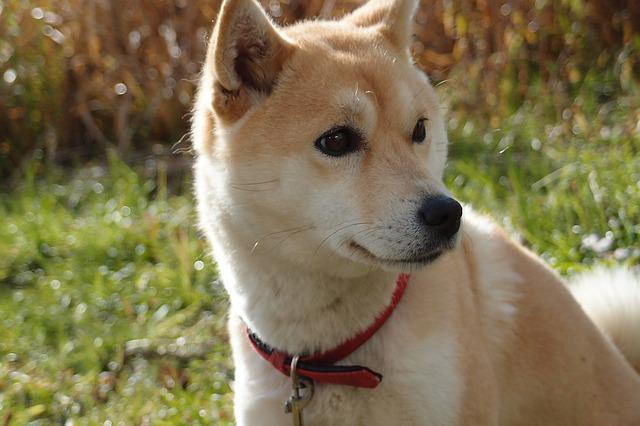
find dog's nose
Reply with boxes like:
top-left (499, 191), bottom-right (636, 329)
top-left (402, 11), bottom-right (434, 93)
top-left (418, 196), bottom-right (463, 238)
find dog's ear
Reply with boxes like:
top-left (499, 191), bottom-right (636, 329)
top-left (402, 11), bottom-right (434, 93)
top-left (208, 0), bottom-right (293, 120)
top-left (346, 0), bottom-right (418, 53)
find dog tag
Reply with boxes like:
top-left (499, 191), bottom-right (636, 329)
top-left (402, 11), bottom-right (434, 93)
top-left (284, 356), bottom-right (314, 426)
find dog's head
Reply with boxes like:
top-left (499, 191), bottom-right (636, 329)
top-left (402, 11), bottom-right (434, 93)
top-left (194, 0), bottom-right (462, 275)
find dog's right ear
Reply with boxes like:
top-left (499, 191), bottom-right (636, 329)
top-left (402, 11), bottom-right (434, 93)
top-left (208, 0), bottom-right (293, 121)
top-left (346, 0), bottom-right (418, 55)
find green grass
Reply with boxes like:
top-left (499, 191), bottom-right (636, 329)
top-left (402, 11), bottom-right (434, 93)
top-left (1, 75), bottom-right (639, 424)
top-left (0, 157), bottom-right (234, 425)
top-left (444, 68), bottom-right (640, 272)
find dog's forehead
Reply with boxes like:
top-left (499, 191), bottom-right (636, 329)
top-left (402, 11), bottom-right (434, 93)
top-left (280, 25), bottom-right (424, 122)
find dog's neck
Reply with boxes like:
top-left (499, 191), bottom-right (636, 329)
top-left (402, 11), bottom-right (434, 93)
top-left (213, 231), bottom-right (399, 355)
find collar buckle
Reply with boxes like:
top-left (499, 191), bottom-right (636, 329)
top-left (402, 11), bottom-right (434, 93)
top-left (284, 355), bottom-right (315, 426)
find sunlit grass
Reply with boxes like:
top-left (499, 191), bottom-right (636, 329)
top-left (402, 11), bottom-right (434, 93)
top-left (445, 69), bottom-right (640, 273)
top-left (0, 157), bottom-right (233, 425)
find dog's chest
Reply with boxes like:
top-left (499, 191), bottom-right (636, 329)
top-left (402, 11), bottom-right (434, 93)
top-left (303, 372), bottom-right (459, 426)
top-left (234, 319), bottom-right (463, 426)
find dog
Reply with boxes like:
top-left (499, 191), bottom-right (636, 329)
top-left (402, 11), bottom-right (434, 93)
top-left (192, 0), bottom-right (640, 424)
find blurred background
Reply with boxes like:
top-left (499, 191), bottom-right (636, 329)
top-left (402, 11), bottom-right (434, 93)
top-left (1, 0), bottom-right (639, 424)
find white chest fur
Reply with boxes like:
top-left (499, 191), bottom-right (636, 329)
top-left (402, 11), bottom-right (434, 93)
top-left (228, 271), bottom-right (467, 426)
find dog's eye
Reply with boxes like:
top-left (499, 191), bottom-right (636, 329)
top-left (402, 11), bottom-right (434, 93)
top-left (412, 118), bottom-right (427, 143)
top-left (315, 127), bottom-right (361, 157)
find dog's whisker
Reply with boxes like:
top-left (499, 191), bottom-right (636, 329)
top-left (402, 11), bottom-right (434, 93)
top-left (334, 226), bottom-right (385, 254)
top-left (270, 225), bottom-right (316, 249)
top-left (229, 179), bottom-right (280, 192)
top-left (252, 224), bottom-right (315, 253)
top-left (230, 179), bottom-right (279, 186)
top-left (313, 221), bottom-right (374, 256)
top-left (342, 226), bottom-right (384, 245)
top-left (320, 226), bottom-right (384, 259)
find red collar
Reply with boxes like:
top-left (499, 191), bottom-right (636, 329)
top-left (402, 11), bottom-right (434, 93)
top-left (246, 273), bottom-right (410, 388)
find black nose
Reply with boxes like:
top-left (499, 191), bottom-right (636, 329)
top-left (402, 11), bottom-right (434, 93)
top-left (418, 196), bottom-right (463, 238)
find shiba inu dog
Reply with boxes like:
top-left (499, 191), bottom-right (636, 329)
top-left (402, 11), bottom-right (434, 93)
top-left (192, 0), bottom-right (640, 424)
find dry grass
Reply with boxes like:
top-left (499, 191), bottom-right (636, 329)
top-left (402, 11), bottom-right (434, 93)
top-left (1, 0), bottom-right (639, 177)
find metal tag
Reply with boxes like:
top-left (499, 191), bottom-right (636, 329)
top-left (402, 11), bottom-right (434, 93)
top-left (283, 356), bottom-right (314, 426)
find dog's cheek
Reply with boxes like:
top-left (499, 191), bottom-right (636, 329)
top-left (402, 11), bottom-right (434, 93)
top-left (308, 181), bottom-right (364, 245)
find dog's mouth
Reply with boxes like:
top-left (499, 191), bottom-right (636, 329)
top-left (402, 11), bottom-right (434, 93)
top-left (348, 240), bottom-right (444, 266)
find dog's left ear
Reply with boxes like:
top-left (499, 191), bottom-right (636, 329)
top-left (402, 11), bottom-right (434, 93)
top-left (346, 0), bottom-right (418, 54)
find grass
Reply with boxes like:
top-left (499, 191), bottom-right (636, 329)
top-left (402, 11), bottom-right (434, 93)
top-left (0, 157), bottom-right (234, 425)
top-left (444, 66), bottom-right (640, 272)
top-left (1, 75), bottom-right (639, 424)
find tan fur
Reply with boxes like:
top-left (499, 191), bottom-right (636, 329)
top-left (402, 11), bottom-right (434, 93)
top-left (193, 0), bottom-right (640, 424)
